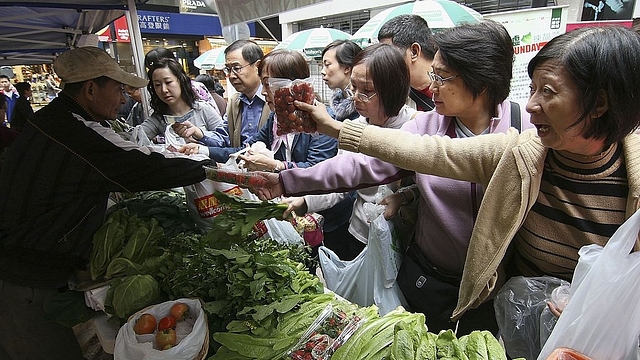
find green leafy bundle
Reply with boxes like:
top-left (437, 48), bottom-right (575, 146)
top-left (202, 192), bottom-right (289, 249)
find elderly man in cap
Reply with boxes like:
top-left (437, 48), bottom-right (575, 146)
top-left (0, 47), bottom-right (211, 359)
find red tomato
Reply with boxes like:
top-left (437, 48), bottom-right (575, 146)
top-left (156, 328), bottom-right (177, 350)
top-left (133, 313), bottom-right (156, 335)
top-left (157, 316), bottom-right (177, 331)
top-left (170, 302), bottom-right (190, 321)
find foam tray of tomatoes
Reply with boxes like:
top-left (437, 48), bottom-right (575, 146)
top-left (273, 79), bottom-right (317, 135)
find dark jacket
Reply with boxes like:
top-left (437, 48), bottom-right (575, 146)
top-left (0, 93), bottom-right (210, 288)
top-left (10, 96), bottom-right (34, 132)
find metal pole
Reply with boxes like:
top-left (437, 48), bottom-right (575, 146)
top-left (126, 0), bottom-right (150, 119)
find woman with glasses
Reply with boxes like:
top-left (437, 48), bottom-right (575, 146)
top-left (137, 58), bottom-right (223, 143)
top-left (253, 20), bottom-right (530, 334)
top-left (321, 40), bottom-right (362, 122)
top-left (265, 43), bottom-right (416, 262)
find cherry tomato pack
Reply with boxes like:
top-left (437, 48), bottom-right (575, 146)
top-left (269, 77), bottom-right (318, 136)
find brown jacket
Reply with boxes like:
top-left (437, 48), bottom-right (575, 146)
top-left (226, 92), bottom-right (270, 147)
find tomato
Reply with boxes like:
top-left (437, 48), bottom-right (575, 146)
top-left (155, 328), bottom-right (177, 350)
top-left (169, 302), bottom-right (190, 321)
top-left (133, 313), bottom-right (156, 335)
top-left (157, 316), bottom-right (177, 331)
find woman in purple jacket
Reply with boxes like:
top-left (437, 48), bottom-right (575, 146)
top-left (255, 20), bottom-right (532, 335)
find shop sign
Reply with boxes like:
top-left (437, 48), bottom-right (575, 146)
top-left (179, 0), bottom-right (217, 15)
top-left (485, 6), bottom-right (568, 105)
top-left (114, 16), bottom-right (130, 43)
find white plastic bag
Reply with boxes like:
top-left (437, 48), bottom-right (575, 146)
top-left (319, 214), bottom-right (407, 315)
top-left (538, 209), bottom-right (640, 360)
top-left (114, 298), bottom-right (207, 360)
top-left (164, 124), bottom-right (187, 150)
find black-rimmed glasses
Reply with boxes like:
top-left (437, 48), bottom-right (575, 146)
top-left (223, 60), bottom-right (257, 76)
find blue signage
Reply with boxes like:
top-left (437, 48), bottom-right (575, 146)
top-left (137, 10), bottom-right (255, 36)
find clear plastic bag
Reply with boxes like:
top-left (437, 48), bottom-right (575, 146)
top-left (269, 77), bottom-right (317, 135)
top-left (494, 276), bottom-right (570, 360)
top-left (538, 209), bottom-right (640, 360)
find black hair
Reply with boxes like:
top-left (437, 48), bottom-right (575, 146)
top-left (144, 47), bottom-right (175, 69)
top-left (224, 40), bottom-right (264, 64)
top-left (321, 40), bottom-right (362, 68)
top-left (14, 82), bottom-right (31, 96)
top-left (433, 20), bottom-right (514, 109)
top-left (377, 14), bottom-right (436, 61)
top-left (147, 58), bottom-right (197, 116)
top-left (353, 43), bottom-right (409, 118)
top-left (528, 26), bottom-right (640, 144)
top-left (195, 74), bottom-right (215, 91)
top-left (258, 48), bottom-right (310, 80)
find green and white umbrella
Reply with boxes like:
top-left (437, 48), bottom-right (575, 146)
top-left (352, 0), bottom-right (483, 47)
top-left (275, 27), bottom-right (352, 59)
top-left (194, 46), bottom-right (227, 70)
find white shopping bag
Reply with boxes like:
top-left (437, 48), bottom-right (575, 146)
top-left (538, 209), bottom-right (640, 360)
top-left (319, 214), bottom-right (407, 315)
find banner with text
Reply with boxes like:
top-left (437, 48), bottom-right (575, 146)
top-left (486, 6), bottom-right (568, 106)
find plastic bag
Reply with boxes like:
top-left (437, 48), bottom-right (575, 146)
top-left (538, 209), bottom-right (640, 360)
top-left (114, 298), bottom-right (207, 360)
top-left (270, 77), bottom-right (317, 135)
top-left (319, 213), bottom-right (407, 315)
top-left (494, 276), bottom-right (570, 360)
top-left (164, 124), bottom-right (186, 150)
top-left (131, 125), bottom-right (154, 147)
top-left (262, 218), bottom-right (304, 246)
top-left (184, 147), bottom-right (256, 232)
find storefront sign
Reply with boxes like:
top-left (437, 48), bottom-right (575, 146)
top-left (114, 16), bottom-right (130, 42)
top-left (179, 0), bottom-right (217, 15)
top-left (486, 6), bottom-right (568, 105)
top-left (136, 10), bottom-right (255, 37)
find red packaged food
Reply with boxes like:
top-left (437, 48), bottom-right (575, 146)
top-left (546, 348), bottom-right (593, 360)
top-left (204, 166), bottom-right (269, 188)
top-left (270, 78), bottom-right (317, 135)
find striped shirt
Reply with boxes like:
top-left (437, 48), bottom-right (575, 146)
top-left (514, 142), bottom-right (628, 281)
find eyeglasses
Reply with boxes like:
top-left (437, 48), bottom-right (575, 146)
top-left (223, 60), bottom-right (257, 76)
top-left (428, 71), bottom-right (459, 86)
top-left (344, 86), bottom-right (377, 103)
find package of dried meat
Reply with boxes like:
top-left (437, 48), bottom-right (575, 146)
top-left (269, 77), bottom-right (317, 135)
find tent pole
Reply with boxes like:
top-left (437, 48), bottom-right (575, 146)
top-left (126, 0), bottom-right (150, 119)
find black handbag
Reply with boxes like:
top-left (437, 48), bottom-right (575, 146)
top-left (397, 242), bottom-right (461, 326)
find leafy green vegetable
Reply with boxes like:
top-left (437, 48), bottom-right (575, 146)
top-left (105, 274), bottom-right (160, 319)
top-left (89, 209), bottom-right (127, 280)
top-left (202, 192), bottom-right (288, 249)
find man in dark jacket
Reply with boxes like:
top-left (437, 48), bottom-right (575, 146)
top-left (0, 47), bottom-right (211, 359)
